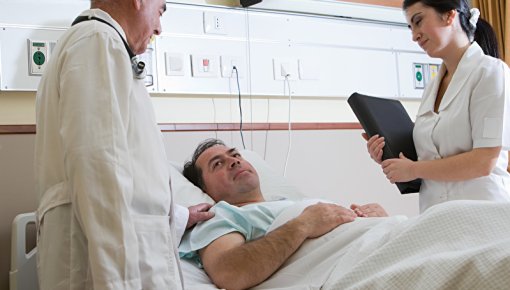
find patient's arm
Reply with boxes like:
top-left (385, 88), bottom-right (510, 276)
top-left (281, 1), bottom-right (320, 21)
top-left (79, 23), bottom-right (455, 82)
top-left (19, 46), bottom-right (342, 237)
top-left (199, 202), bottom-right (356, 290)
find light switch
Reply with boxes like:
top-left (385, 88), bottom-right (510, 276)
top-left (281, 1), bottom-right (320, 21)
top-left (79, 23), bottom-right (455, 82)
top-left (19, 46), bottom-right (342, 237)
top-left (429, 63), bottom-right (439, 82)
top-left (191, 54), bottom-right (218, 78)
top-left (165, 53), bottom-right (185, 76)
top-left (298, 59), bottom-right (319, 80)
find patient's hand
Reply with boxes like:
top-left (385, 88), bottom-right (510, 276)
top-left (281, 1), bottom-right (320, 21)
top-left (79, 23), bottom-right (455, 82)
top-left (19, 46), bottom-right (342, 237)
top-left (350, 203), bottom-right (388, 217)
top-left (186, 203), bottom-right (214, 229)
top-left (297, 203), bottom-right (357, 239)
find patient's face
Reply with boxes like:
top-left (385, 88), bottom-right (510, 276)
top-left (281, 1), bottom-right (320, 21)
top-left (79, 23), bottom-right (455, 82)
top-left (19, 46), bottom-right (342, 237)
top-left (196, 145), bottom-right (262, 205)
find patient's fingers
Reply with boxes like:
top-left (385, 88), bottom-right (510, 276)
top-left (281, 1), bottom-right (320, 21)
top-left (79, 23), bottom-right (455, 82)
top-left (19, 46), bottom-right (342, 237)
top-left (352, 203), bottom-right (388, 217)
top-left (299, 203), bottom-right (356, 238)
top-left (350, 204), bottom-right (367, 217)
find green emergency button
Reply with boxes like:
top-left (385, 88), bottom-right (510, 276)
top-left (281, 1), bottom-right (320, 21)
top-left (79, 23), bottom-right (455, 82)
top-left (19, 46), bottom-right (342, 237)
top-left (416, 71), bottom-right (423, 82)
top-left (33, 51), bottom-right (45, 66)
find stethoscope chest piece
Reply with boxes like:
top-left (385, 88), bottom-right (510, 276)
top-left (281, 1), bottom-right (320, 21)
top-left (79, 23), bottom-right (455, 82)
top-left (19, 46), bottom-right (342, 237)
top-left (132, 58), bottom-right (146, 79)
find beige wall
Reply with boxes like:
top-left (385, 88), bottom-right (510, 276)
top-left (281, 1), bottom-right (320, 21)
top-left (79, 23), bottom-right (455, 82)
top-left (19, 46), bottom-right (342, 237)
top-left (0, 92), bottom-right (36, 125)
top-left (0, 90), bottom-right (422, 125)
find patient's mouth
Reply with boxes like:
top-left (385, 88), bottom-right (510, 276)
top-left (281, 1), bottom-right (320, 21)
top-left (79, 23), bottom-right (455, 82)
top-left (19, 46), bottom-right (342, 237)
top-left (234, 170), bottom-right (249, 180)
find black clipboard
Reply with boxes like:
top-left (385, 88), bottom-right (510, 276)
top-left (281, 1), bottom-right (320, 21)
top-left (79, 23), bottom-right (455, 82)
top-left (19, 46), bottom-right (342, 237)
top-left (348, 92), bottom-right (421, 194)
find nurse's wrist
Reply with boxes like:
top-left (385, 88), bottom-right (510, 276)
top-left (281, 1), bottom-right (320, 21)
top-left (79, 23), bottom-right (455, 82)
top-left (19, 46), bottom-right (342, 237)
top-left (410, 161), bottom-right (420, 180)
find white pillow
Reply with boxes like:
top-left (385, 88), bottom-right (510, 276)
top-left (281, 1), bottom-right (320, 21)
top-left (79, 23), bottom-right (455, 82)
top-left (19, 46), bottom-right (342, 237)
top-left (171, 149), bottom-right (305, 208)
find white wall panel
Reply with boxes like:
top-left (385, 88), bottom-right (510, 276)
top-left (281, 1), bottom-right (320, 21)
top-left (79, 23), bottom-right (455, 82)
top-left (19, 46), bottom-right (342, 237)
top-left (0, 1), bottom-right (436, 99)
top-left (397, 52), bottom-right (441, 99)
top-left (155, 35), bottom-right (249, 94)
top-left (0, 27), bottom-right (64, 91)
top-left (248, 12), bottom-right (396, 49)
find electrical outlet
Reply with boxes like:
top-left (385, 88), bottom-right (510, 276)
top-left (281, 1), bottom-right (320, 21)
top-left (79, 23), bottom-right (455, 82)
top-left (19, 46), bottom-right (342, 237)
top-left (204, 12), bottom-right (227, 35)
top-left (273, 58), bottom-right (297, 80)
top-left (221, 55), bottom-right (243, 78)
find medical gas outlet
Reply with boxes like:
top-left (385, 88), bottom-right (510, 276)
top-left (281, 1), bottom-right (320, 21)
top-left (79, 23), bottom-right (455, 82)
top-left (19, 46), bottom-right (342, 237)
top-left (28, 40), bottom-right (49, 76)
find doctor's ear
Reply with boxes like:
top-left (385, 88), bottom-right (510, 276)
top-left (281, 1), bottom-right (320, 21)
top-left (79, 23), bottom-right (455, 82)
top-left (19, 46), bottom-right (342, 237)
top-left (133, 0), bottom-right (142, 10)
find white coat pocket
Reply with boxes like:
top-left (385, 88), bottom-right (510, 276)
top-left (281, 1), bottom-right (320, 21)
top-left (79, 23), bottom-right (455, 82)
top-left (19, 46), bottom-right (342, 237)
top-left (132, 214), bottom-right (181, 290)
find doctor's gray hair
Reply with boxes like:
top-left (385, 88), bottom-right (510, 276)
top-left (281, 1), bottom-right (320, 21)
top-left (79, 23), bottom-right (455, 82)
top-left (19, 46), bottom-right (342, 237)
top-left (402, 0), bottom-right (500, 58)
top-left (183, 138), bottom-right (226, 190)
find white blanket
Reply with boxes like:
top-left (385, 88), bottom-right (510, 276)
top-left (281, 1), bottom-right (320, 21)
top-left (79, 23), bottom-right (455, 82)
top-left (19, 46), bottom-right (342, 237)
top-left (182, 200), bottom-right (510, 289)
top-left (323, 200), bottom-right (510, 290)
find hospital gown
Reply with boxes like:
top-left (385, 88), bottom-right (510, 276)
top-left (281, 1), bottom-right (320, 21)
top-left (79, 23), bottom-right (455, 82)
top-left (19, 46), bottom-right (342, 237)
top-left (180, 200), bottom-right (294, 266)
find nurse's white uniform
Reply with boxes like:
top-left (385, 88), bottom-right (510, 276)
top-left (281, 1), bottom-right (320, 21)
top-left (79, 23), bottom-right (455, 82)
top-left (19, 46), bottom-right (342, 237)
top-left (35, 9), bottom-right (186, 290)
top-left (414, 42), bottom-right (510, 213)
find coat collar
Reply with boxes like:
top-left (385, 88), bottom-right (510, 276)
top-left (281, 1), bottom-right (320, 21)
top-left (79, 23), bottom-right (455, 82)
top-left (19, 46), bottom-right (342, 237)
top-left (417, 42), bottom-right (484, 116)
top-left (78, 9), bottom-right (128, 42)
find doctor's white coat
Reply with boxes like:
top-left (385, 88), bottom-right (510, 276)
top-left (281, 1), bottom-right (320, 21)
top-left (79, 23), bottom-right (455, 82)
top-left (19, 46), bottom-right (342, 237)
top-left (35, 9), bottom-right (184, 290)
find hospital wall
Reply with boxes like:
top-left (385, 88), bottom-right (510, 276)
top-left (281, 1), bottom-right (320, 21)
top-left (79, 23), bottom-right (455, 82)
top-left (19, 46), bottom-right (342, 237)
top-left (0, 0), bottom-right (431, 289)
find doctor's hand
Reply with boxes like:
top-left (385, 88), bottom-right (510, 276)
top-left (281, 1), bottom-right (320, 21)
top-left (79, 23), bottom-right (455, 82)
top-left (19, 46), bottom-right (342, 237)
top-left (351, 203), bottom-right (388, 217)
top-left (363, 133), bottom-right (385, 164)
top-left (381, 152), bottom-right (417, 183)
top-left (186, 203), bottom-right (215, 229)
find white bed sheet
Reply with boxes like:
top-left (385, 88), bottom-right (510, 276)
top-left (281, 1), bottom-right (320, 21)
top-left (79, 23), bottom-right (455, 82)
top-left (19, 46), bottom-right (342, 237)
top-left (173, 150), bottom-right (510, 289)
top-left (180, 200), bottom-right (510, 290)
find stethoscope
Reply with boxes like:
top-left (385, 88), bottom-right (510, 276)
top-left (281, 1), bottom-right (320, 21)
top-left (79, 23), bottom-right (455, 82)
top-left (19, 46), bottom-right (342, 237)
top-left (71, 16), bottom-right (146, 79)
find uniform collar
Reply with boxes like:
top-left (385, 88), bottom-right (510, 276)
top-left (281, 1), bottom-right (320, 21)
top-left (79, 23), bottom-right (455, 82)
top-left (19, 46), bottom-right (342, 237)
top-left (417, 42), bottom-right (484, 116)
top-left (78, 9), bottom-right (128, 43)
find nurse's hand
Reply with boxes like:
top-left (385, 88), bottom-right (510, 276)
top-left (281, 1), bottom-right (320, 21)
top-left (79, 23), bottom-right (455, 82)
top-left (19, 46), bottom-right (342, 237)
top-left (186, 203), bottom-right (215, 229)
top-left (381, 152), bottom-right (417, 183)
top-left (363, 133), bottom-right (385, 164)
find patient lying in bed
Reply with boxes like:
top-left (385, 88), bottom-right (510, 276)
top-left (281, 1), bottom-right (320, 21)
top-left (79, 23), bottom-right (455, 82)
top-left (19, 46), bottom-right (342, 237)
top-left (178, 138), bottom-right (388, 289)
top-left (175, 139), bottom-right (510, 290)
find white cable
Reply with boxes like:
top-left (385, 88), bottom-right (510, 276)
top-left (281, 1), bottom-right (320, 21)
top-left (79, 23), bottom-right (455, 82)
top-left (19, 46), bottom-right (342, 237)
top-left (233, 67), bottom-right (246, 149)
top-left (283, 75), bottom-right (292, 177)
top-left (211, 97), bottom-right (218, 139)
top-left (263, 98), bottom-right (270, 160)
top-left (245, 8), bottom-right (254, 150)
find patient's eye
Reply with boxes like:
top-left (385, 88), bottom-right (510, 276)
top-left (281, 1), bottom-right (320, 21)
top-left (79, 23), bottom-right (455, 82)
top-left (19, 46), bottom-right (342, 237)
top-left (212, 160), bottom-right (223, 169)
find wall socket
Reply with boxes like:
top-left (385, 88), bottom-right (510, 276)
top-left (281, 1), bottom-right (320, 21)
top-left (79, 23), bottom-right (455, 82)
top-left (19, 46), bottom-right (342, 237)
top-left (203, 12), bottom-right (227, 35)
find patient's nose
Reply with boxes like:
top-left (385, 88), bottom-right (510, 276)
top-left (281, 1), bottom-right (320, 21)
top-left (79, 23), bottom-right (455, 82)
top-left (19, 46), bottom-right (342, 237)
top-left (229, 160), bottom-right (241, 168)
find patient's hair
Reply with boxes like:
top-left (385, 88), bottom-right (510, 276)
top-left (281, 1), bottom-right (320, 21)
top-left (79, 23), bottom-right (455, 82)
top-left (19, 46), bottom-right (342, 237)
top-left (403, 0), bottom-right (501, 58)
top-left (183, 138), bottom-right (226, 190)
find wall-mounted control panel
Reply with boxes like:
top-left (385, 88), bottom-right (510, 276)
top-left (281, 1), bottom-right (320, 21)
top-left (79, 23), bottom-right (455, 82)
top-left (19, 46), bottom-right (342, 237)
top-left (28, 39), bottom-right (49, 76)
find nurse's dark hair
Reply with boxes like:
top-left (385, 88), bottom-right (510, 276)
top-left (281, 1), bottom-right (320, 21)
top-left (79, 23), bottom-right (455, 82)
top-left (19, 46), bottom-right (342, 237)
top-left (403, 0), bottom-right (500, 58)
top-left (183, 138), bottom-right (226, 190)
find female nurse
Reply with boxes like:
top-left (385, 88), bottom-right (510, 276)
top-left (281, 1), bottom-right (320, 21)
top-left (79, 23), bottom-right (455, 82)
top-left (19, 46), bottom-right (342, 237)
top-left (365, 0), bottom-right (510, 213)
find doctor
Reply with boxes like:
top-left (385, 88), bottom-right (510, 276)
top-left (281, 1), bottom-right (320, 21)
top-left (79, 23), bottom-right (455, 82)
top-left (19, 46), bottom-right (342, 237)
top-left (365, 0), bottom-right (510, 213)
top-left (35, 0), bottom-right (212, 289)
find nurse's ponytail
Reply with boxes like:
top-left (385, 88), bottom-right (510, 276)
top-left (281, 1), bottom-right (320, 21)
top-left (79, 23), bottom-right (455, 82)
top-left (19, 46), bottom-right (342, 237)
top-left (472, 18), bottom-right (500, 59)
top-left (461, 7), bottom-right (500, 58)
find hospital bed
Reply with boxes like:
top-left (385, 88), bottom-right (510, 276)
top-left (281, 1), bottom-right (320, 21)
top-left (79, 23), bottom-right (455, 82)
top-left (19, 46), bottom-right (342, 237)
top-left (11, 150), bottom-right (510, 289)
top-left (174, 150), bottom-right (510, 289)
top-left (10, 212), bottom-right (38, 290)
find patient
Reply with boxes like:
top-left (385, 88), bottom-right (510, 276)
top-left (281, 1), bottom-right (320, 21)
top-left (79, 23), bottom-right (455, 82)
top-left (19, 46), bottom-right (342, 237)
top-left (179, 138), bottom-right (387, 290)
